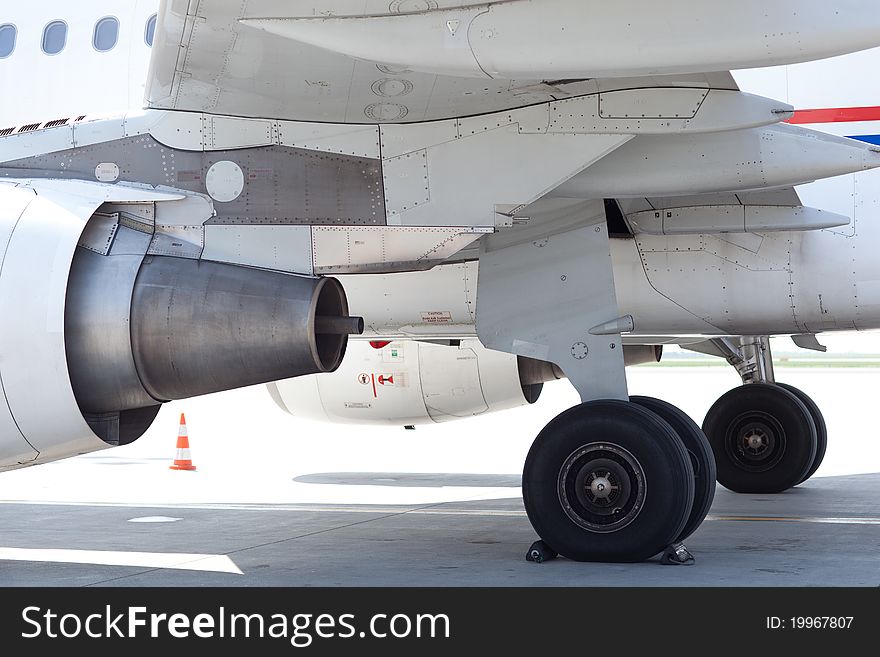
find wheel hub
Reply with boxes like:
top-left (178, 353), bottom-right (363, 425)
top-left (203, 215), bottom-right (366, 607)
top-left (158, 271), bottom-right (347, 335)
top-left (726, 413), bottom-right (786, 472)
top-left (744, 428), bottom-right (769, 453)
top-left (558, 443), bottom-right (646, 534)
top-left (590, 475), bottom-right (613, 499)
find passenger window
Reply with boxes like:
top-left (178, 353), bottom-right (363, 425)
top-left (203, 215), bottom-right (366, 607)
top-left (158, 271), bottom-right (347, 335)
top-left (145, 14), bottom-right (157, 47)
top-left (93, 17), bottom-right (119, 52)
top-left (0, 24), bottom-right (15, 59)
top-left (41, 20), bottom-right (67, 55)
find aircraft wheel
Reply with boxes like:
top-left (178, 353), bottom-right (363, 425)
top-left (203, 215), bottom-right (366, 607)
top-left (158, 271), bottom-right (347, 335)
top-left (702, 383), bottom-right (817, 494)
top-left (776, 383), bottom-right (827, 484)
top-left (522, 400), bottom-right (695, 562)
top-left (631, 396), bottom-right (716, 542)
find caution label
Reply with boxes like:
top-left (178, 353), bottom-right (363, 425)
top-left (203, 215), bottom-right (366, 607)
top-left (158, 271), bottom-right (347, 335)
top-left (420, 311), bottom-right (453, 324)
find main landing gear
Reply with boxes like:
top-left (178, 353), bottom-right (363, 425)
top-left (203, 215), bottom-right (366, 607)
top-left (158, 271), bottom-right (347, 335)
top-left (475, 204), bottom-right (716, 563)
top-left (703, 383), bottom-right (824, 493)
top-left (698, 337), bottom-right (827, 493)
top-left (522, 398), bottom-right (715, 562)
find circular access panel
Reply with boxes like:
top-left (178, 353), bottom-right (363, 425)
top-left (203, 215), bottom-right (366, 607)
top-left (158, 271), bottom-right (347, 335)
top-left (205, 160), bottom-right (244, 203)
top-left (364, 103), bottom-right (409, 122)
top-left (371, 78), bottom-right (414, 97)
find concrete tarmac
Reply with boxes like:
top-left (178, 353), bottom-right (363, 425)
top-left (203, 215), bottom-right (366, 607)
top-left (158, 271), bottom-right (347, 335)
top-left (0, 475), bottom-right (878, 586)
top-left (0, 354), bottom-right (879, 587)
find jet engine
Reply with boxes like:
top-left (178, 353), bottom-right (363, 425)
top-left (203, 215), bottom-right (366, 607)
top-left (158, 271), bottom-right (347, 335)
top-left (0, 181), bottom-right (361, 471)
top-left (268, 339), bottom-right (661, 426)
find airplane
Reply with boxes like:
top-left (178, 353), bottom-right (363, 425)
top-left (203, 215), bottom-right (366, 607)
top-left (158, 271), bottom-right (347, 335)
top-left (2, 0), bottom-right (880, 565)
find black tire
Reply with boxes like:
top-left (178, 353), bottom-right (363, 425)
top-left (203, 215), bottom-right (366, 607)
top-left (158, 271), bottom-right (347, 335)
top-left (776, 383), bottom-right (828, 484)
top-left (522, 400), bottom-right (695, 562)
top-left (702, 383), bottom-right (817, 494)
top-left (631, 396), bottom-right (716, 542)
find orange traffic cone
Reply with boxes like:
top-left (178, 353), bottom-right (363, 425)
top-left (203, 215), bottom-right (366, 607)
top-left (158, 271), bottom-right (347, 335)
top-left (169, 413), bottom-right (196, 471)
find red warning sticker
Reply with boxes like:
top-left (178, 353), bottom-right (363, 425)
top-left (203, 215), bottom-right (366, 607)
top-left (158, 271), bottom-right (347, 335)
top-left (367, 373), bottom-right (396, 397)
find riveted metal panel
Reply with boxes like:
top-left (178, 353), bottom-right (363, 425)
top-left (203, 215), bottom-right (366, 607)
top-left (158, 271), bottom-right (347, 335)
top-left (383, 149), bottom-right (430, 216)
top-left (311, 225), bottom-right (488, 274)
top-left (279, 122), bottom-right (381, 158)
top-left (202, 224), bottom-right (314, 274)
top-left (147, 224), bottom-right (205, 259)
top-left (476, 200), bottom-right (629, 402)
top-left (209, 116), bottom-right (275, 150)
top-left (76, 212), bottom-right (119, 255)
top-left (1, 136), bottom-right (386, 227)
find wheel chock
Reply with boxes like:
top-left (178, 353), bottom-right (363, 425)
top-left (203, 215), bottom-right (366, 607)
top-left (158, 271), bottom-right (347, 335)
top-left (526, 540), bottom-right (558, 563)
top-left (661, 542), bottom-right (695, 565)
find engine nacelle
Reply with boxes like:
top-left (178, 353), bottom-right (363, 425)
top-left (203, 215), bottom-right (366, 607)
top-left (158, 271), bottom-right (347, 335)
top-left (267, 340), bottom-right (662, 426)
top-left (268, 339), bottom-right (535, 426)
top-left (0, 181), bottom-right (360, 471)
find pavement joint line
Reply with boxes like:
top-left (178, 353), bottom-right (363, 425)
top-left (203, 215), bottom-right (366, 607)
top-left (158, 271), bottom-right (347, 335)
top-left (221, 500), bottom-right (457, 560)
top-left (79, 501), bottom-right (455, 586)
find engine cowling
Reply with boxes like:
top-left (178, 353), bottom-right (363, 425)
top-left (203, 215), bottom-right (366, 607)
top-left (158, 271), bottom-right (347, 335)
top-left (267, 339), bottom-right (662, 426)
top-left (0, 181), bottom-right (360, 471)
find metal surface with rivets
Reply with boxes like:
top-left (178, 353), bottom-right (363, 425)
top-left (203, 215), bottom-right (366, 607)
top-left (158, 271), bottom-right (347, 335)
top-left (0, 136), bottom-right (386, 227)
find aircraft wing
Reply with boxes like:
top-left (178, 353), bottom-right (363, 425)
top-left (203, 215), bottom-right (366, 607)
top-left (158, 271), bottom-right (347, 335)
top-left (145, 1), bottom-right (739, 123)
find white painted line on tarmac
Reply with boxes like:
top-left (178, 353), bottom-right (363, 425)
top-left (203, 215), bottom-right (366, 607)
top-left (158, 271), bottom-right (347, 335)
top-left (707, 514), bottom-right (880, 525)
top-left (0, 499), bottom-right (521, 515)
top-left (127, 516), bottom-right (184, 523)
top-left (0, 547), bottom-right (243, 574)
top-left (2, 500), bottom-right (880, 525)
